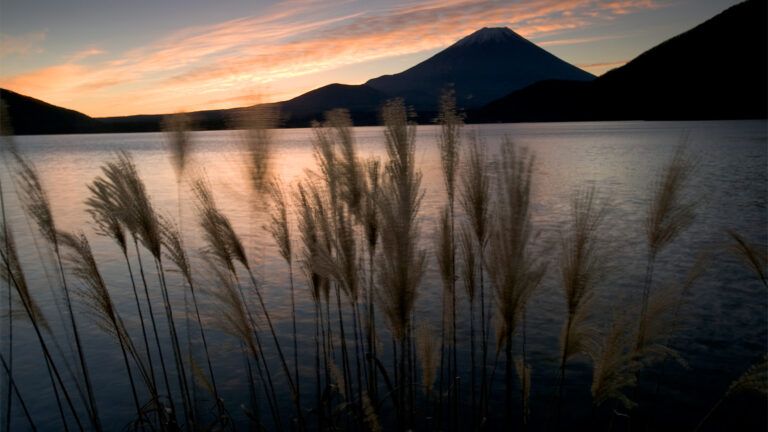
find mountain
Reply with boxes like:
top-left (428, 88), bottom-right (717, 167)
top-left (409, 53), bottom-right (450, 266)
top-left (0, 88), bottom-right (103, 135)
top-left (472, 0), bottom-right (767, 122)
top-left (365, 27), bottom-right (594, 110)
top-left (92, 27), bottom-right (594, 131)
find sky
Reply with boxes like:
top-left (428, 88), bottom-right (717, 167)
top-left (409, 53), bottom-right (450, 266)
top-left (0, 0), bottom-right (745, 117)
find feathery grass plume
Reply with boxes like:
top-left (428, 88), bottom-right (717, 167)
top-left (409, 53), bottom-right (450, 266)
top-left (85, 181), bottom-right (127, 253)
top-left (101, 151), bottom-right (192, 425)
top-left (85, 166), bottom-right (162, 406)
top-left (233, 104), bottom-right (280, 196)
top-left (416, 325), bottom-right (438, 397)
top-left (12, 151), bottom-right (57, 247)
top-left (558, 188), bottom-right (606, 391)
top-left (11, 147), bottom-right (102, 430)
top-left (459, 132), bottom-right (491, 421)
top-left (588, 313), bottom-right (640, 410)
top-left (162, 113), bottom-right (193, 179)
top-left (377, 98), bottom-right (425, 428)
top-left (726, 356), bottom-right (768, 397)
top-left (266, 180), bottom-right (292, 265)
top-left (295, 181), bottom-right (329, 304)
top-left (486, 140), bottom-right (546, 420)
top-left (727, 230), bottom-right (767, 287)
top-left (377, 98), bottom-right (424, 342)
top-left (639, 142), bottom-right (696, 349)
top-left (57, 231), bottom-right (146, 417)
top-left (695, 355), bottom-right (768, 431)
top-left (191, 176), bottom-right (246, 274)
top-left (437, 88), bottom-right (462, 206)
top-left (646, 142), bottom-right (697, 257)
top-left (361, 391), bottom-right (382, 432)
top-left (326, 109), bottom-right (364, 217)
top-left (306, 179), bottom-right (360, 404)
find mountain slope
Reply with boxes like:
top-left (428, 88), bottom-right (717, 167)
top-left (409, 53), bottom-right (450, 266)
top-left (0, 88), bottom-right (103, 135)
top-left (366, 27), bottom-right (594, 110)
top-left (472, 0), bottom-right (767, 122)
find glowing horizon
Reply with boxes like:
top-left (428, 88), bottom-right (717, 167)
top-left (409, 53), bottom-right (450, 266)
top-left (0, 0), bottom-right (743, 117)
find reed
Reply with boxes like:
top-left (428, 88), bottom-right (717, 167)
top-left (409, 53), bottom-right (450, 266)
top-left (295, 181), bottom-right (332, 429)
top-left (159, 216), bottom-right (225, 418)
top-left (695, 355), bottom-right (768, 431)
top-left (57, 231), bottom-right (146, 423)
top-left (0, 214), bottom-right (83, 431)
top-left (265, 179), bottom-right (303, 422)
top-left (0, 352), bottom-right (35, 431)
top-left (459, 224), bottom-right (478, 418)
top-left (437, 89), bottom-right (462, 430)
top-left (377, 98), bottom-right (425, 429)
top-left (727, 230), bottom-right (767, 288)
top-left (638, 143), bottom-right (696, 351)
top-left (486, 142), bottom-right (546, 423)
top-left (362, 158), bottom-right (381, 399)
top-left (458, 133), bottom-right (491, 424)
top-left (88, 152), bottom-right (179, 425)
top-left (11, 148), bottom-right (101, 431)
top-left (556, 187), bottom-right (606, 414)
top-left (233, 104), bottom-right (279, 196)
top-left (192, 175), bottom-right (299, 427)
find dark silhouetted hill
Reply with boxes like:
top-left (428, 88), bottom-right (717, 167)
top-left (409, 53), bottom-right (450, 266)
top-left (472, 0), bottom-right (767, 122)
top-left (0, 88), bottom-right (103, 135)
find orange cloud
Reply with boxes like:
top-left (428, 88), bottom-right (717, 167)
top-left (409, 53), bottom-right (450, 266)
top-left (0, 0), bottom-right (661, 116)
top-left (0, 31), bottom-right (46, 58)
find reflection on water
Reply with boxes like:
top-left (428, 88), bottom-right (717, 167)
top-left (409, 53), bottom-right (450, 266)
top-left (2, 120), bottom-right (766, 430)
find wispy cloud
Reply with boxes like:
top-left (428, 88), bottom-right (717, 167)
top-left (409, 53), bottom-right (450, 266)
top-left (66, 48), bottom-right (106, 63)
top-left (0, 31), bottom-right (47, 58)
top-left (577, 60), bottom-right (628, 75)
top-left (0, 0), bottom-right (661, 116)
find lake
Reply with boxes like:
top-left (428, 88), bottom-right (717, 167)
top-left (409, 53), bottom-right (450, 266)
top-left (2, 120), bottom-right (766, 431)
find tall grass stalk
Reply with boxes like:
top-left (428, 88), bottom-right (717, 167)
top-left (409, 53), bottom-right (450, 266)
top-left (192, 176), bottom-right (298, 426)
top-left (160, 217), bottom-right (225, 418)
top-left (85, 178), bottom-right (158, 395)
top-left (555, 187), bottom-right (606, 420)
top-left (437, 89), bottom-right (461, 430)
top-left (459, 225), bottom-right (478, 419)
top-left (234, 104), bottom-right (279, 196)
top-left (0, 217), bottom-right (83, 431)
top-left (0, 352), bottom-right (35, 431)
top-left (57, 231), bottom-right (145, 423)
top-left (377, 99), bottom-right (425, 429)
top-left (266, 179), bottom-right (303, 423)
top-left (486, 142), bottom-right (546, 423)
top-left (638, 143), bottom-right (696, 351)
top-left (458, 135), bottom-right (490, 423)
top-left (93, 151), bottom-right (187, 425)
top-left (11, 149), bottom-right (101, 431)
top-left (362, 158), bottom-right (381, 399)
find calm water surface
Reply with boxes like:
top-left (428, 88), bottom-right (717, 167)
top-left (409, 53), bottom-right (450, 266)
top-left (2, 121), bottom-right (766, 430)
